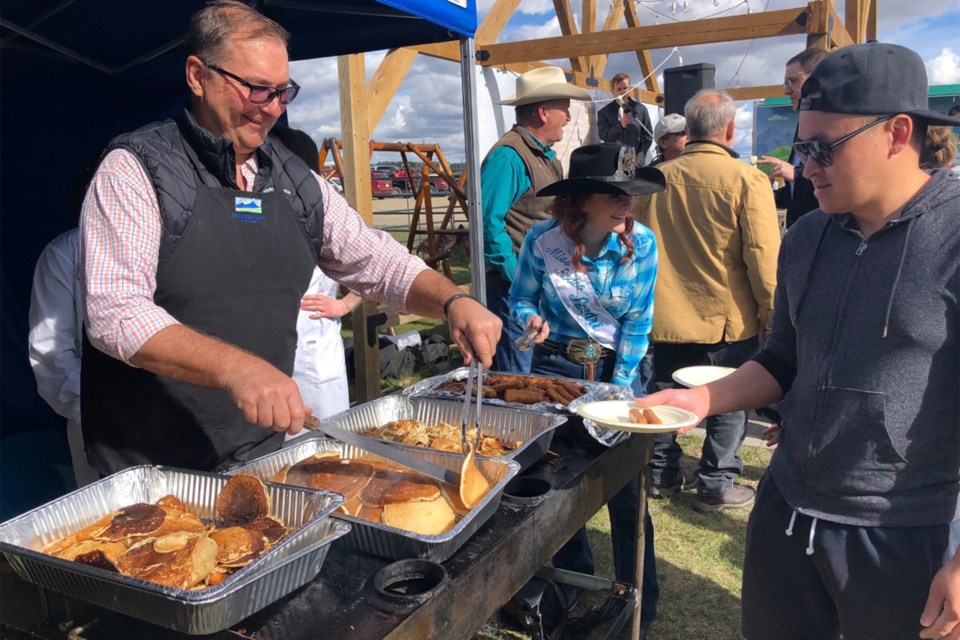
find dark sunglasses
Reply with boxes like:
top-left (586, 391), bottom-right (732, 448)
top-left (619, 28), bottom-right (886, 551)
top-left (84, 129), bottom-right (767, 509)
top-left (792, 115), bottom-right (894, 167)
top-left (204, 62), bottom-right (300, 106)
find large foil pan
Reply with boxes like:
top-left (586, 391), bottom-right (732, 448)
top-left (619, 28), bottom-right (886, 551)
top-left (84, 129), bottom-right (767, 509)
top-left (232, 436), bottom-right (520, 562)
top-left (0, 465), bottom-right (348, 635)
top-left (404, 367), bottom-right (628, 414)
top-left (311, 394), bottom-right (565, 472)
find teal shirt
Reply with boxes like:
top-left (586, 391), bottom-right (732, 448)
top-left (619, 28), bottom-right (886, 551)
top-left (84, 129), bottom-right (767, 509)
top-left (480, 132), bottom-right (556, 282)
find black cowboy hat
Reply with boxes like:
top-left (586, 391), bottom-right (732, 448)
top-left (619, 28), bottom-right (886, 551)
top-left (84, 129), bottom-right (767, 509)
top-left (537, 143), bottom-right (666, 197)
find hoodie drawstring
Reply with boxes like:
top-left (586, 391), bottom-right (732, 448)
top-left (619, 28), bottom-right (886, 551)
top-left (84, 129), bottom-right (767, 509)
top-left (785, 510), bottom-right (798, 536)
top-left (881, 216), bottom-right (915, 338)
top-left (806, 517), bottom-right (818, 556)
top-left (784, 509), bottom-right (818, 556)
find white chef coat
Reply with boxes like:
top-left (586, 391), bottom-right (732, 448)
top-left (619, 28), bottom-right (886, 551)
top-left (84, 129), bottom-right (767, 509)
top-left (287, 267), bottom-right (350, 440)
top-left (28, 229), bottom-right (99, 486)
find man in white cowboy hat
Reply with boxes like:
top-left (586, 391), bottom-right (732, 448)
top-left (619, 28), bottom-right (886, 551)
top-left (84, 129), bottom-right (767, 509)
top-left (480, 66), bottom-right (590, 373)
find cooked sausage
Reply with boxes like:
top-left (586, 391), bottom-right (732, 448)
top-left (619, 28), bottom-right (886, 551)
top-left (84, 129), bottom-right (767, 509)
top-left (504, 388), bottom-right (546, 404)
top-left (546, 387), bottom-right (571, 406)
top-left (642, 408), bottom-right (661, 425)
top-left (629, 408), bottom-right (648, 424)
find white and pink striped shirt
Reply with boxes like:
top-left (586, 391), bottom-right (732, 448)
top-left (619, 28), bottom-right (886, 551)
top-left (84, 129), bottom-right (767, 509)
top-left (81, 148), bottom-right (428, 363)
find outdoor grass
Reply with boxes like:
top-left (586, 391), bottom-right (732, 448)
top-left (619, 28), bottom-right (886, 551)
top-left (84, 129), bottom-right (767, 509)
top-left (477, 434), bottom-right (773, 640)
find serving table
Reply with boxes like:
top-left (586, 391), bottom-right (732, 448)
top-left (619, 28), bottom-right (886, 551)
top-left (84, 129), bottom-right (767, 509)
top-left (0, 425), bottom-right (654, 640)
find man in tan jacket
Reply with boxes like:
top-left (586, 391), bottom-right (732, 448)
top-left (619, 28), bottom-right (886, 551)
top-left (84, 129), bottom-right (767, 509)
top-left (634, 89), bottom-right (780, 511)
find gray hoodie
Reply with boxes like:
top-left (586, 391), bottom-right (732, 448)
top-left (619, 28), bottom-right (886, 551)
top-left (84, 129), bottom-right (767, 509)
top-left (757, 169), bottom-right (960, 527)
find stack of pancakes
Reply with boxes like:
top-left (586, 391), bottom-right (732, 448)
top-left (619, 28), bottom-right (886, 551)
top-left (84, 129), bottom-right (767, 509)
top-left (273, 452), bottom-right (479, 536)
top-left (42, 475), bottom-right (287, 590)
top-left (359, 419), bottom-right (522, 457)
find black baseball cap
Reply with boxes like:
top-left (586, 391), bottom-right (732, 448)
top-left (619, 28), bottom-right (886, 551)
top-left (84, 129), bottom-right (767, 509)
top-left (536, 143), bottom-right (666, 197)
top-left (799, 42), bottom-right (960, 126)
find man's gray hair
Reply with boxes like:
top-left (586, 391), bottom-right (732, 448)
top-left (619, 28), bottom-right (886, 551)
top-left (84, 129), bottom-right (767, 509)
top-left (684, 89), bottom-right (736, 140)
top-left (186, 0), bottom-right (289, 65)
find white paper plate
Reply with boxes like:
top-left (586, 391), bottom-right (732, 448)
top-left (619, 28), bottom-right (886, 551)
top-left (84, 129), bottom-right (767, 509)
top-left (671, 366), bottom-right (737, 388)
top-left (575, 401), bottom-right (700, 433)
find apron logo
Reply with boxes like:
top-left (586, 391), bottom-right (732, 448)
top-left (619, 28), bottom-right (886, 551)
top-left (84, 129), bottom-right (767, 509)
top-left (235, 197), bottom-right (262, 214)
top-left (233, 197), bottom-right (265, 223)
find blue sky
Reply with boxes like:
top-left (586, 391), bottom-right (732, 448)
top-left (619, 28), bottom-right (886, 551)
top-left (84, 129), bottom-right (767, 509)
top-left (288, 1), bottom-right (960, 162)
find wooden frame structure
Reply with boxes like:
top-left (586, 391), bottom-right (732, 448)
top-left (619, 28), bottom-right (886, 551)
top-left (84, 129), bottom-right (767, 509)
top-left (318, 138), bottom-right (469, 279)
top-left (339, 0), bottom-right (878, 401)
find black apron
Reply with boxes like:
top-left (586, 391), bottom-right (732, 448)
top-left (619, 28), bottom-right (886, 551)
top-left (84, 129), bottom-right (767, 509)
top-left (83, 175), bottom-right (316, 474)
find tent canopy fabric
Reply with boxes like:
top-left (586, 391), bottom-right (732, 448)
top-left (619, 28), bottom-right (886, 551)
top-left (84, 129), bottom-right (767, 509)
top-left (0, 0), bottom-right (476, 518)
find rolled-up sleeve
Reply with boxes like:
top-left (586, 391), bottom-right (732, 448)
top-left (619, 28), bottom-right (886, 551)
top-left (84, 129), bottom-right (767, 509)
top-left (81, 149), bottom-right (178, 363)
top-left (314, 177), bottom-right (428, 314)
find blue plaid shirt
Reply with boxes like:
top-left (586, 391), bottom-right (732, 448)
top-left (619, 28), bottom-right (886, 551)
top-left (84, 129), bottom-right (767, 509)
top-left (509, 219), bottom-right (658, 387)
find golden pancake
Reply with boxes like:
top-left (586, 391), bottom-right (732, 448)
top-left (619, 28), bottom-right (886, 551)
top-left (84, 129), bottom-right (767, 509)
top-left (96, 503), bottom-right (166, 542)
top-left (286, 456), bottom-right (373, 502)
top-left (209, 526), bottom-right (266, 567)
top-left (156, 494), bottom-right (187, 513)
top-left (244, 516), bottom-right (287, 545)
top-left (117, 532), bottom-right (218, 590)
top-left (216, 475), bottom-right (270, 525)
top-left (382, 497), bottom-right (457, 535)
top-left (42, 513), bottom-right (115, 556)
top-left (459, 446), bottom-right (491, 510)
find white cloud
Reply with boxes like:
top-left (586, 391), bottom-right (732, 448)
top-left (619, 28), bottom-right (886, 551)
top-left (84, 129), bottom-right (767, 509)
top-left (285, 0), bottom-right (956, 166)
top-left (502, 17), bottom-right (561, 42)
top-left (926, 48), bottom-right (960, 85)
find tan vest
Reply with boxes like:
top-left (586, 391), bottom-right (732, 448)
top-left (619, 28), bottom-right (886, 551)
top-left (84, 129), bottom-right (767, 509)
top-left (487, 126), bottom-right (564, 255)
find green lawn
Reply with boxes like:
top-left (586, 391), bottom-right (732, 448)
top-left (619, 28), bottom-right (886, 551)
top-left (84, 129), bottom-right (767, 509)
top-left (479, 434), bottom-right (773, 640)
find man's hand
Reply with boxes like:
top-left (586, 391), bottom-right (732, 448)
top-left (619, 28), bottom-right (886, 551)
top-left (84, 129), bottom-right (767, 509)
top-left (447, 296), bottom-right (502, 369)
top-left (633, 386), bottom-right (710, 434)
top-left (757, 155), bottom-right (795, 183)
top-left (620, 113), bottom-right (631, 129)
top-left (221, 357), bottom-right (309, 435)
top-left (920, 553), bottom-right (960, 639)
top-left (301, 294), bottom-right (350, 319)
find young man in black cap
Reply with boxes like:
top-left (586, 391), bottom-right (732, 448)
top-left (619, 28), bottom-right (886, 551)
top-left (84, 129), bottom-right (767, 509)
top-left (637, 42), bottom-right (960, 639)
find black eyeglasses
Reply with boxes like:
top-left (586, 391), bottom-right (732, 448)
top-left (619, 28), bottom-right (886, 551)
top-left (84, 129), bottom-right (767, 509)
top-left (792, 115), bottom-right (894, 167)
top-left (204, 62), bottom-right (300, 106)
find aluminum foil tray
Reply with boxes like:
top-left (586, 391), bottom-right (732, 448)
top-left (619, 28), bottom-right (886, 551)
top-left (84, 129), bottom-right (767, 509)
top-left (404, 367), bottom-right (630, 414)
top-left (0, 465), bottom-right (348, 635)
top-left (232, 436), bottom-right (520, 562)
top-left (314, 395), bottom-right (565, 472)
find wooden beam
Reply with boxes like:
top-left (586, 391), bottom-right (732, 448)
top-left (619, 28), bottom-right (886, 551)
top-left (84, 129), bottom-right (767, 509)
top-left (476, 0), bottom-right (523, 43)
top-left (552, 0), bottom-right (586, 74)
top-left (622, 0), bottom-right (659, 94)
top-left (726, 85), bottom-right (788, 101)
top-left (581, 0), bottom-right (597, 73)
top-left (337, 53), bottom-right (381, 402)
top-left (826, 0), bottom-right (853, 48)
top-left (806, 0), bottom-right (829, 50)
top-left (844, 0), bottom-right (867, 43)
top-left (866, 0), bottom-right (877, 41)
top-left (365, 48), bottom-right (417, 134)
top-left (592, 0), bottom-right (626, 78)
top-left (478, 7), bottom-right (808, 66)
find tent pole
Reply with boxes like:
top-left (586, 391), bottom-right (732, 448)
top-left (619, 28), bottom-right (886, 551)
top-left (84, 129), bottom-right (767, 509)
top-left (459, 37), bottom-right (486, 306)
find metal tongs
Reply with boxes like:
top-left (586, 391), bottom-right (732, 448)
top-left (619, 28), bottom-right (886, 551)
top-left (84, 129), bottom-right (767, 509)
top-left (513, 324), bottom-right (542, 352)
top-left (460, 359), bottom-right (484, 455)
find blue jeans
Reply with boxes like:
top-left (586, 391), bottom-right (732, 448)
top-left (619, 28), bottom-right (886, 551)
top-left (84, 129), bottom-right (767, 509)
top-left (648, 338), bottom-right (757, 495)
top-left (485, 271), bottom-right (532, 373)
top-left (532, 345), bottom-right (659, 629)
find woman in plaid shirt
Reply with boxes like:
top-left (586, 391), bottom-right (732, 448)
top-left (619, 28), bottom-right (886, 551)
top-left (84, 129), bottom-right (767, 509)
top-left (508, 142), bottom-right (665, 637)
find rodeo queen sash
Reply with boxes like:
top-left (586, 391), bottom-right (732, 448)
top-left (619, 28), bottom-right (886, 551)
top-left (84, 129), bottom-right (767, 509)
top-left (537, 226), bottom-right (621, 351)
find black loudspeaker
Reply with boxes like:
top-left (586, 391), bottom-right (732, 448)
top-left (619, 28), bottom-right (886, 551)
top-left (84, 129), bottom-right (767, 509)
top-left (663, 63), bottom-right (716, 116)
